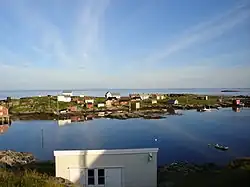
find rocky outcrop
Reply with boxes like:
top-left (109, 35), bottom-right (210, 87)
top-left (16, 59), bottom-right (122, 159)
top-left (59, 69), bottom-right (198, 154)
top-left (228, 157), bottom-right (250, 169)
top-left (53, 177), bottom-right (75, 187)
top-left (0, 150), bottom-right (35, 167)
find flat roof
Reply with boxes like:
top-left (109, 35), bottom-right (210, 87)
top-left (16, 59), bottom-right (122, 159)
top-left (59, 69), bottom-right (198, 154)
top-left (54, 148), bottom-right (159, 156)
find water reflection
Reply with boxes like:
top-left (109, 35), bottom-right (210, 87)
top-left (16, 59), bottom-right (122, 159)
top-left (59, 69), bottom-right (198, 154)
top-left (0, 124), bottom-right (11, 134)
top-left (58, 119), bottom-right (71, 126)
top-left (57, 115), bottom-right (94, 126)
top-left (232, 107), bottom-right (241, 112)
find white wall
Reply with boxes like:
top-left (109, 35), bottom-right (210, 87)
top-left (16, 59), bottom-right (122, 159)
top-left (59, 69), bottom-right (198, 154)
top-left (57, 95), bottom-right (71, 102)
top-left (54, 148), bottom-right (158, 187)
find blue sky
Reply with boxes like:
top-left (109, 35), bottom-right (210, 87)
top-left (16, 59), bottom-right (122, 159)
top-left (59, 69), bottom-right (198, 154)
top-left (0, 0), bottom-right (250, 89)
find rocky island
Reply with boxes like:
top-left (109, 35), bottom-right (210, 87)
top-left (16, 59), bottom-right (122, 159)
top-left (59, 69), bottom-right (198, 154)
top-left (0, 92), bottom-right (249, 121)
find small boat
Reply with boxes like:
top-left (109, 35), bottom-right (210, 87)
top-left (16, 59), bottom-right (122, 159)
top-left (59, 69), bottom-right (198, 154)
top-left (208, 143), bottom-right (229, 151)
top-left (201, 108), bottom-right (211, 112)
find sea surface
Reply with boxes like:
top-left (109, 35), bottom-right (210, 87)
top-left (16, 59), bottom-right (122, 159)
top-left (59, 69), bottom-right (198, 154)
top-left (1, 108), bottom-right (250, 166)
top-left (0, 88), bottom-right (250, 100)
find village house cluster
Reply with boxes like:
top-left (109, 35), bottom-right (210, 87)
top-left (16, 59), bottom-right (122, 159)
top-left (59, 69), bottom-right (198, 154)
top-left (57, 90), bottom-right (176, 113)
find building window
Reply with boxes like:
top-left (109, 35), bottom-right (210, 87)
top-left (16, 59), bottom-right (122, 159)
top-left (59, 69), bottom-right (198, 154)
top-left (88, 169), bottom-right (95, 185)
top-left (98, 169), bottom-right (105, 185)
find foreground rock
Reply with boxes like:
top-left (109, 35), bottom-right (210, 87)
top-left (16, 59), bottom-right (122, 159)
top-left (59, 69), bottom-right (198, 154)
top-left (0, 150), bottom-right (36, 167)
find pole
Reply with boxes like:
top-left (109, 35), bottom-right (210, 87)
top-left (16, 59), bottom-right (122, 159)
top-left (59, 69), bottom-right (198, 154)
top-left (57, 96), bottom-right (59, 115)
top-left (41, 128), bottom-right (44, 148)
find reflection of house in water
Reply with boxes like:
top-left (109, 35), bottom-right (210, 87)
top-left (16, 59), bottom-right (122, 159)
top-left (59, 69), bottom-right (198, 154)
top-left (232, 107), bottom-right (241, 112)
top-left (0, 124), bottom-right (11, 134)
top-left (58, 119), bottom-right (72, 126)
top-left (70, 116), bottom-right (85, 122)
top-left (85, 115), bottom-right (93, 120)
top-left (98, 112), bottom-right (105, 117)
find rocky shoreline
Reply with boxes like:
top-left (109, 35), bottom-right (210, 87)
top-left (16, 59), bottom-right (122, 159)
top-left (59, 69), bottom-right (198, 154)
top-left (8, 104), bottom-right (244, 121)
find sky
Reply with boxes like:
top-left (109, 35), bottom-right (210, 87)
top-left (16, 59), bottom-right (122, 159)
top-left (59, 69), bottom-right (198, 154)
top-left (0, 0), bottom-right (250, 90)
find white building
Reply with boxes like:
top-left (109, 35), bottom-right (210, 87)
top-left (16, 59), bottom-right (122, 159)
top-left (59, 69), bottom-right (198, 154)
top-left (62, 90), bottom-right (73, 96)
top-left (167, 99), bottom-right (179, 105)
top-left (105, 91), bottom-right (121, 99)
top-left (139, 93), bottom-right (150, 100)
top-left (152, 99), bottom-right (157, 104)
top-left (54, 148), bottom-right (158, 187)
top-left (97, 103), bottom-right (105, 108)
top-left (85, 98), bottom-right (94, 104)
top-left (57, 95), bottom-right (71, 102)
top-left (80, 94), bottom-right (85, 98)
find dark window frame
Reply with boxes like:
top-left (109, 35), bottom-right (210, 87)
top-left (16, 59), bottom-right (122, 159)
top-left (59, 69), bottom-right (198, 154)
top-left (87, 169), bottom-right (95, 185)
top-left (98, 169), bottom-right (105, 185)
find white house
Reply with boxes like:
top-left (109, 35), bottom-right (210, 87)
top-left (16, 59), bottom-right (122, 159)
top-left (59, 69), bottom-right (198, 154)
top-left (57, 95), bottom-right (71, 102)
top-left (105, 91), bottom-right (121, 99)
top-left (131, 102), bottom-right (140, 110)
top-left (167, 99), bottom-right (178, 105)
top-left (97, 103), bottom-right (105, 108)
top-left (80, 94), bottom-right (85, 98)
top-left (62, 90), bottom-right (73, 96)
top-left (152, 99), bottom-right (157, 104)
top-left (54, 148), bottom-right (158, 187)
top-left (139, 93), bottom-right (150, 100)
top-left (85, 97), bottom-right (94, 104)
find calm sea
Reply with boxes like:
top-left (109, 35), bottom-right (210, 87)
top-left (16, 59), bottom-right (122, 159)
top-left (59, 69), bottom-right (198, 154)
top-left (1, 108), bottom-right (250, 165)
top-left (0, 88), bottom-right (250, 100)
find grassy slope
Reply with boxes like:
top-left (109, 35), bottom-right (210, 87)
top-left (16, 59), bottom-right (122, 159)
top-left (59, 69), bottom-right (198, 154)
top-left (0, 169), bottom-right (64, 187)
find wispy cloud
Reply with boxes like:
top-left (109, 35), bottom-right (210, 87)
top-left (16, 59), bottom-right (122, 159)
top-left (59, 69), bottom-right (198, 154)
top-left (144, 2), bottom-right (250, 64)
top-left (2, 0), bottom-right (110, 68)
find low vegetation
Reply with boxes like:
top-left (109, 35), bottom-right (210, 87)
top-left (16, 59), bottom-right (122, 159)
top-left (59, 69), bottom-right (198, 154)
top-left (0, 169), bottom-right (64, 187)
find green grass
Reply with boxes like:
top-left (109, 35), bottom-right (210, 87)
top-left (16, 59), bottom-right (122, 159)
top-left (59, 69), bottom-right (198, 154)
top-left (159, 95), bottom-right (227, 106)
top-left (0, 169), bottom-right (64, 187)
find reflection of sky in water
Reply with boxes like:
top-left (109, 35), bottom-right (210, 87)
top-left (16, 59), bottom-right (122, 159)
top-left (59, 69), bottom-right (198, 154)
top-left (0, 108), bottom-right (250, 165)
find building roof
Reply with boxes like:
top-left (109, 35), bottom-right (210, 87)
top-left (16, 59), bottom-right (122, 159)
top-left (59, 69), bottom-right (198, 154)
top-left (54, 148), bottom-right (159, 156)
top-left (129, 94), bottom-right (140, 97)
top-left (120, 97), bottom-right (130, 102)
top-left (106, 97), bottom-right (118, 101)
top-left (167, 99), bottom-right (178, 103)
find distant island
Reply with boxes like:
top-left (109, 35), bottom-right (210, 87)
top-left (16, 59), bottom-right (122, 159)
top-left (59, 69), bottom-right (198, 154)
top-left (221, 90), bottom-right (240, 92)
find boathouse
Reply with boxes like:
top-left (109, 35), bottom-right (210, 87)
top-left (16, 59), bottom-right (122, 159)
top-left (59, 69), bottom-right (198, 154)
top-left (54, 148), bottom-right (158, 187)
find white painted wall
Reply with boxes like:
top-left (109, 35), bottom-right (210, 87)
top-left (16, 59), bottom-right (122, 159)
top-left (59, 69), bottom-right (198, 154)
top-left (85, 99), bottom-right (94, 104)
top-left (140, 94), bottom-right (149, 100)
top-left (57, 95), bottom-right (71, 102)
top-left (97, 103), bottom-right (105, 107)
top-left (54, 148), bottom-right (158, 187)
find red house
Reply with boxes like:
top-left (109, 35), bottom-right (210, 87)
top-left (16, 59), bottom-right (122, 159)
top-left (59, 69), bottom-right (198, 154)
top-left (68, 106), bottom-right (78, 112)
top-left (119, 97), bottom-right (130, 105)
top-left (86, 103), bottom-right (94, 109)
top-left (232, 99), bottom-right (241, 106)
top-left (0, 106), bottom-right (8, 116)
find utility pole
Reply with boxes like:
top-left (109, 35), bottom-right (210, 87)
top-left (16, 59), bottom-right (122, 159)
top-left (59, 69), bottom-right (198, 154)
top-left (57, 95), bottom-right (59, 115)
